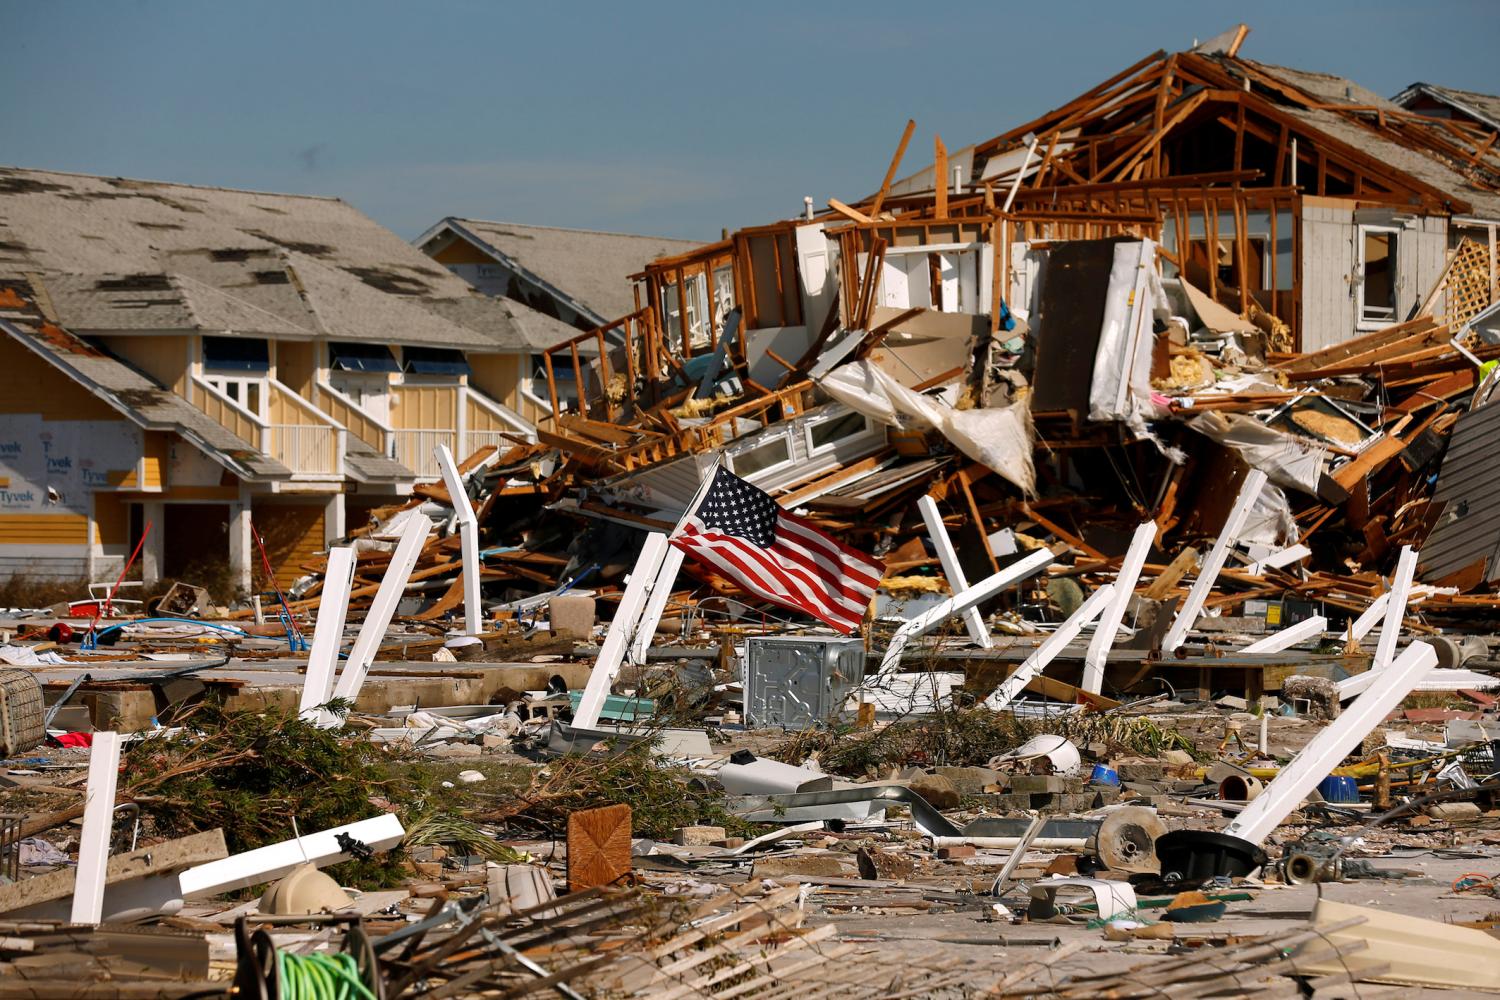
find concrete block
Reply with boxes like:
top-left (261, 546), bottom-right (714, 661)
top-left (1009, 775), bottom-right (1069, 794)
top-left (753, 855), bottom-right (848, 878)
top-left (673, 825), bottom-right (727, 846)
top-left (908, 773), bottom-right (961, 809)
top-left (548, 595), bottom-right (596, 640)
top-left (934, 766), bottom-right (1002, 795)
top-left (1116, 761), bottom-right (1166, 782)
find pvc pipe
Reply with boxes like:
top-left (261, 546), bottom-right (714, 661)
top-left (435, 444), bottom-right (482, 636)
top-left (917, 496), bottom-right (992, 648)
top-left (986, 584), bottom-right (1115, 711)
top-left (1083, 521), bottom-right (1154, 693)
top-left (1162, 468), bottom-right (1268, 652)
top-left (1225, 640), bottom-right (1438, 846)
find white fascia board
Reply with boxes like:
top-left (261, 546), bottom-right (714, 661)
top-left (917, 496), bottom-right (992, 648)
top-left (986, 584), bottom-right (1115, 711)
top-left (1227, 641), bottom-right (1437, 845)
top-left (70, 732), bottom-right (123, 924)
top-left (1162, 469), bottom-right (1268, 652)
top-left (299, 546), bottom-right (355, 718)
top-left (875, 548), bottom-right (1053, 677)
top-left (1372, 546), bottom-right (1418, 672)
top-left (574, 532), bottom-right (672, 729)
top-left (329, 514), bottom-right (433, 709)
top-left (629, 543), bottom-right (686, 665)
top-left (179, 814), bottom-right (405, 899)
top-left (1239, 614), bottom-right (1327, 655)
top-left (435, 444), bottom-right (482, 636)
top-left (1083, 521), bottom-right (1154, 693)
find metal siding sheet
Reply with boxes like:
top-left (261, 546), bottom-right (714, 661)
top-left (1420, 401), bottom-right (1500, 582)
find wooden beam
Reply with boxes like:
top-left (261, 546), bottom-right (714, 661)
top-left (934, 134), bottom-right (949, 218)
top-left (1225, 23), bottom-right (1250, 57)
top-left (826, 198), bottom-right (873, 225)
top-left (869, 118), bottom-right (916, 217)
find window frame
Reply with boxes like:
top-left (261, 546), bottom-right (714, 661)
top-left (1356, 224), bottom-right (1401, 330)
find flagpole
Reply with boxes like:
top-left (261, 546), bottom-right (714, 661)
top-left (670, 450), bottom-right (725, 537)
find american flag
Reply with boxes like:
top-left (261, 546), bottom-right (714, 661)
top-left (669, 467), bottom-right (885, 634)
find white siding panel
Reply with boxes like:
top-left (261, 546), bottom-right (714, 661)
top-left (1301, 203), bottom-right (1356, 352)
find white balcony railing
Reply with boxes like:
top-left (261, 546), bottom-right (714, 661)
top-left (394, 429), bottom-right (458, 479)
top-left (190, 375), bottom-right (344, 478)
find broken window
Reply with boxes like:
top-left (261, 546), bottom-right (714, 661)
top-left (1358, 226), bottom-right (1399, 327)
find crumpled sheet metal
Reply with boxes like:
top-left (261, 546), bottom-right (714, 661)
top-left (724, 783), bottom-right (961, 838)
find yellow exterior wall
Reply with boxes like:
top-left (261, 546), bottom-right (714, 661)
top-left (0, 336), bottom-right (119, 420)
top-left (391, 384), bottom-right (458, 430)
top-left (467, 353), bottom-right (522, 411)
top-left (430, 238), bottom-right (493, 266)
top-left (276, 340), bottom-right (317, 394)
top-left (251, 501), bottom-right (325, 590)
top-left (0, 513), bottom-right (90, 545)
top-left (99, 335), bottom-right (190, 394)
top-left (93, 493), bottom-right (129, 546)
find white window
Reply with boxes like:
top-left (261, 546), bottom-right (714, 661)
top-left (203, 375), bottom-right (264, 417)
top-left (1357, 225), bottom-right (1400, 328)
top-left (727, 433), bottom-right (793, 480)
top-left (804, 409), bottom-right (876, 456)
top-left (877, 243), bottom-right (985, 314)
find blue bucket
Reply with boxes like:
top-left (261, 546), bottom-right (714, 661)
top-left (1089, 763), bottom-right (1121, 787)
top-left (1318, 775), bottom-right (1359, 803)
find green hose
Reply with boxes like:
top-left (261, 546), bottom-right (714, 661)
top-left (276, 949), bottom-right (376, 1000)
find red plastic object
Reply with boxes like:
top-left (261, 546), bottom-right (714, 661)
top-left (47, 622), bottom-right (74, 643)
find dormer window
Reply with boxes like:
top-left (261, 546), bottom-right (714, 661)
top-left (329, 341), bottom-right (400, 372)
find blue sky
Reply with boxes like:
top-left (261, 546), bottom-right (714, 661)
top-left (4, 1), bottom-right (1496, 241)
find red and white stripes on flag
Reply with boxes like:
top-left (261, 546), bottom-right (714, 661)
top-left (668, 467), bottom-right (884, 634)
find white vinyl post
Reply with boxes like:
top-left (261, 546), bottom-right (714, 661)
top-left (329, 514), bottom-right (433, 710)
top-left (573, 532), bottom-right (671, 730)
top-left (1162, 468), bottom-right (1268, 652)
top-left (986, 584), bottom-right (1115, 711)
top-left (1225, 641), bottom-right (1437, 846)
top-left (178, 814), bottom-right (405, 899)
top-left (876, 549), bottom-right (1053, 677)
top-left (917, 496), bottom-right (992, 648)
top-left (299, 546), bottom-right (355, 719)
top-left (1239, 614), bottom-right (1327, 655)
top-left (629, 544), bottom-right (686, 665)
top-left (1346, 592), bottom-right (1390, 644)
top-left (1082, 521), bottom-right (1154, 693)
top-left (1371, 545), bottom-right (1418, 672)
top-left (435, 444), bottom-right (483, 636)
top-left (71, 731), bottom-right (122, 924)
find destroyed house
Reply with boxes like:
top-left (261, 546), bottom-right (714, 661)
top-left (517, 31), bottom-right (1500, 600)
top-left (0, 167), bottom-right (580, 589)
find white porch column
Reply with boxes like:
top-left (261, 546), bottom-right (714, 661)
top-left (140, 501), bottom-right (165, 587)
top-left (227, 499), bottom-right (253, 596)
top-left (323, 492), bottom-right (346, 546)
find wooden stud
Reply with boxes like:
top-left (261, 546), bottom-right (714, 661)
top-left (870, 118), bottom-right (916, 218)
top-left (934, 134), bottom-right (949, 218)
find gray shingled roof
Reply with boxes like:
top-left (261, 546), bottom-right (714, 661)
top-left (0, 278), bottom-right (289, 481)
top-left (345, 444), bottom-right (413, 484)
top-left (1280, 106), bottom-right (1500, 218)
top-left (0, 167), bottom-right (560, 352)
top-left (432, 218), bottom-right (702, 322)
top-left (1392, 82), bottom-right (1500, 134)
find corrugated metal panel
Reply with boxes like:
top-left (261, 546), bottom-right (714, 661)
top-left (1300, 203), bottom-right (1355, 353)
top-left (1421, 399), bottom-right (1500, 583)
